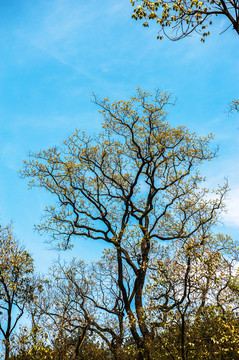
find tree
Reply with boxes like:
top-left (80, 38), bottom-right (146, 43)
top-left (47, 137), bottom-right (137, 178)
top-left (0, 224), bottom-right (36, 360)
top-left (146, 234), bottom-right (239, 359)
top-left (60, 258), bottom-right (127, 360)
top-left (30, 257), bottom-right (129, 360)
top-left (26, 266), bottom-right (88, 360)
top-left (130, 0), bottom-right (239, 41)
top-left (21, 88), bottom-right (228, 360)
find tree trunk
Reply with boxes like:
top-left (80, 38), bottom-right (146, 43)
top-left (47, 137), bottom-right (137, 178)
top-left (135, 335), bottom-right (153, 360)
top-left (113, 347), bottom-right (123, 360)
top-left (137, 346), bottom-right (152, 360)
top-left (5, 338), bottom-right (10, 360)
top-left (71, 324), bottom-right (89, 360)
top-left (181, 313), bottom-right (186, 360)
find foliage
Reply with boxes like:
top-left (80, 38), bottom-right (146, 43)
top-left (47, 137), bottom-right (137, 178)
top-left (191, 307), bottom-right (239, 359)
top-left (130, 0), bottom-right (239, 40)
top-left (9, 326), bottom-right (53, 360)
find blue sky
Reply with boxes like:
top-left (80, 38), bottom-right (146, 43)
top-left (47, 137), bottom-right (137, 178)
top-left (0, 0), bottom-right (238, 272)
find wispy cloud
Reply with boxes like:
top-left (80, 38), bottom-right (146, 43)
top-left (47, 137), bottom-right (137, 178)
top-left (16, 0), bottom-right (128, 75)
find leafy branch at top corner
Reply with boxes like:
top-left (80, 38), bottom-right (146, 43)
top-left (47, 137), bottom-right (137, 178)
top-left (130, 0), bottom-right (239, 41)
